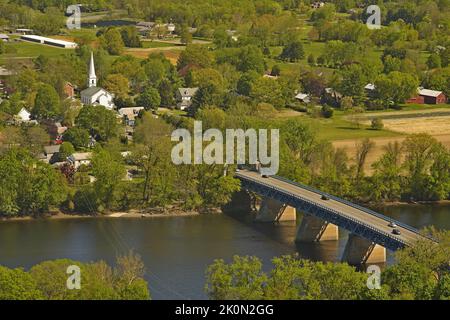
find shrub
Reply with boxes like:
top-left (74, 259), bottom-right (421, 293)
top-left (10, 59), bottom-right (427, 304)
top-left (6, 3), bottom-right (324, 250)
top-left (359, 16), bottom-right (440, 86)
top-left (321, 105), bottom-right (334, 118)
top-left (371, 118), bottom-right (384, 130)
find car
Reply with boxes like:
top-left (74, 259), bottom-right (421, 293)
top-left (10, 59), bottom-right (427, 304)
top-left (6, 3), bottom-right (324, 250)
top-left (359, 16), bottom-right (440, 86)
top-left (388, 221), bottom-right (398, 228)
top-left (261, 174), bottom-right (269, 178)
top-left (321, 195), bottom-right (329, 200)
top-left (392, 228), bottom-right (401, 235)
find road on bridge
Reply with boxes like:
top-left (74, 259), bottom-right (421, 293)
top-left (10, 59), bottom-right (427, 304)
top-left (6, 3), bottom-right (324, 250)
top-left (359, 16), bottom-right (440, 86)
top-left (235, 170), bottom-right (429, 247)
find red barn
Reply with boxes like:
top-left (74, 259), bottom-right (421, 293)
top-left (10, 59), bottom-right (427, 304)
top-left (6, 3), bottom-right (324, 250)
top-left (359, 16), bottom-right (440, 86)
top-left (407, 88), bottom-right (447, 105)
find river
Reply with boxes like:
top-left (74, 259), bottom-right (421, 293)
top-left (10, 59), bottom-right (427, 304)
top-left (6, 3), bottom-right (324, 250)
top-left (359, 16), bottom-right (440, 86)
top-left (0, 204), bottom-right (448, 299)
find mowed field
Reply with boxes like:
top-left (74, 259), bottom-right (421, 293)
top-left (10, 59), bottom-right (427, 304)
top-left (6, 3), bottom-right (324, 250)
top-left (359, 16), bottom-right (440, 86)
top-left (124, 46), bottom-right (184, 63)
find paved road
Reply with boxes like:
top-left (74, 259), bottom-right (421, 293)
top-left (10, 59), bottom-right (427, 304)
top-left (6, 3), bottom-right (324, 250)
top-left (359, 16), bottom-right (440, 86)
top-left (236, 170), bottom-right (429, 246)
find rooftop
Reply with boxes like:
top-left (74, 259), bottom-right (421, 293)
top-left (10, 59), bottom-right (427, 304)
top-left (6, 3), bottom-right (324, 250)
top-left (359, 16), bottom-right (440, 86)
top-left (178, 87), bottom-right (199, 97)
top-left (418, 88), bottom-right (443, 97)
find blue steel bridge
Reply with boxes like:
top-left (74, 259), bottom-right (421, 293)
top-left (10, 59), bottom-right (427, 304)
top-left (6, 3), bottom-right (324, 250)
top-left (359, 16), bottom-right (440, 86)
top-left (235, 169), bottom-right (434, 264)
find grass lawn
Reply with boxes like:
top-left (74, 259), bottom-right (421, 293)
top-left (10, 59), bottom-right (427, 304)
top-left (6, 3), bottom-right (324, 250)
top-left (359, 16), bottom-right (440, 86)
top-left (0, 41), bottom-right (74, 63)
top-left (275, 109), bottom-right (401, 141)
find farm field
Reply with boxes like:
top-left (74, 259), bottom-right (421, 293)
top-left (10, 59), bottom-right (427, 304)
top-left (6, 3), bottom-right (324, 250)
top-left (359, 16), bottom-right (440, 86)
top-left (355, 107), bottom-right (450, 135)
top-left (333, 134), bottom-right (450, 174)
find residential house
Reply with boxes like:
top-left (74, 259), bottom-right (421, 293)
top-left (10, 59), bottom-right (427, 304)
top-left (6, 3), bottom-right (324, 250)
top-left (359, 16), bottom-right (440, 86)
top-left (43, 145), bottom-right (61, 164)
top-left (118, 107), bottom-right (144, 126)
top-left (68, 152), bottom-right (92, 169)
top-left (44, 121), bottom-right (67, 142)
top-left (295, 92), bottom-right (311, 103)
top-left (15, 107), bottom-right (32, 122)
top-left (80, 52), bottom-right (115, 110)
top-left (176, 87), bottom-right (199, 110)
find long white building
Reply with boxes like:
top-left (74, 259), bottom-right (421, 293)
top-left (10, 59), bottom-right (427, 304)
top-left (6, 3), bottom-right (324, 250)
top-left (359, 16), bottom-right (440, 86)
top-left (20, 35), bottom-right (78, 49)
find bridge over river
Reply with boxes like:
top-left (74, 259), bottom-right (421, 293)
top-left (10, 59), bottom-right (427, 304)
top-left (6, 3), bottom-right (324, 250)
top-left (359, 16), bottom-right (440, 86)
top-left (235, 169), bottom-right (434, 264)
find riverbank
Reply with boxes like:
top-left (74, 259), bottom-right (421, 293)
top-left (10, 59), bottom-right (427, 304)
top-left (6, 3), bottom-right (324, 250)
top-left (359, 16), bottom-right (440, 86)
top-left (0, 207), bottom-right (222, 222)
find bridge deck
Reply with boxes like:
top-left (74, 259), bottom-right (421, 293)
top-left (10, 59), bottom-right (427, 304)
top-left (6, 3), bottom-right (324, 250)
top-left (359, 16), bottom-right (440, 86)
top-left (235, 170), bottom-right (429, 247)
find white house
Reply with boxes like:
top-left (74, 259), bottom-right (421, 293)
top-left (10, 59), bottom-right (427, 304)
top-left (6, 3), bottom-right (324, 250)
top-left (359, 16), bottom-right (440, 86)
top-left (176, 87), bottom-right (198, 110)
top-left (80, 52), bottom-right (115, 110)
top-left (16, 107), bottom-right (31, 122)
top-left (68, 152), bottom-right (92, 169)
top-left (295, 92), bottom-right (311, 103)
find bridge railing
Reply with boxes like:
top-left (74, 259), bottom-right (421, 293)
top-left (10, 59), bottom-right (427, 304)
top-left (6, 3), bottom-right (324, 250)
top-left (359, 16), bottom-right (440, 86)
top-left (238, 173), bottom-right (409, 247)
top-left (270, 175), bottom-right (432, 240)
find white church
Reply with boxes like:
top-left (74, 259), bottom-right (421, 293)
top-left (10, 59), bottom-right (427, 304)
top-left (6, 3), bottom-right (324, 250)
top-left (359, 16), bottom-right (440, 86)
top-left (80, 52), bottom-right (115, 110)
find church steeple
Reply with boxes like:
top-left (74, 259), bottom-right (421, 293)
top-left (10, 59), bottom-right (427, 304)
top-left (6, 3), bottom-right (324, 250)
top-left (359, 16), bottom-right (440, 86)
top-left (88, 51), bottom-right (97, 87)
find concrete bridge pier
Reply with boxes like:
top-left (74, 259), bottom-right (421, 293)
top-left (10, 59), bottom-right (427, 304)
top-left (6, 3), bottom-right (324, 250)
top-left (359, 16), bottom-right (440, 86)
top-left (341, 234), bottom-right (386, 265)
top-left (255, 198), bottom-right (297, 222)
top-left (295, 214), bottom-right (339, 242)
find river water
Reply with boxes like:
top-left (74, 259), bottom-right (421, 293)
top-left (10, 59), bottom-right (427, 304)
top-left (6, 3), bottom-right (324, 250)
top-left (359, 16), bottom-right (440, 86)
top-left (0, 204), bottom-right (448, 299)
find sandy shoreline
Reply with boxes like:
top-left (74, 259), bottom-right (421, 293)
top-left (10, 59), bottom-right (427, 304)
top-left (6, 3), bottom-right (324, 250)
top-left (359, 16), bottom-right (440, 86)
top-left (0, 208), bottom-right (218, 222)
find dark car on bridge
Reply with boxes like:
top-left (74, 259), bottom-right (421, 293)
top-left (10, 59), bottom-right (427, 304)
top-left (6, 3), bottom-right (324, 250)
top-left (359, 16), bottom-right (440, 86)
top-left (392, 229), bottom-right (401, 235)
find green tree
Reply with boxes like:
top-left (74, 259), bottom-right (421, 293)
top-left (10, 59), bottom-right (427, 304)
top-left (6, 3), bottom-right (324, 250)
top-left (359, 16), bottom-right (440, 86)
top-left (63, 127), bottom-right (90, 149)
top-left (427, 53), bottom-right (442, 69)
top-left (205, 256), bottom-right (267, 300)
top-left (250, 77), bottom-right (285, 108)
top-left (339, 64), bottom-right (366, 98)
top-left (101, 28), bottom-right (125, 55)
top-left (59, 142), bottom-right (75, 161)
top-left (374, 72), bottom-right (418, 106)
top-left (279, 41), bottom-right (305, 62)
top-left (33, 84), bottom-right (61, 119)
top-left (0, 266), bottom-right (43, 300)
top-left (120, 26), bottom-right (141, 48)
top-left (103, 74), bottom-right (130, 100)
top-left (136, 87), bottom-right (161, 110)
top-left (0, 148), bottom-right (68, 216)
top-left (76, 106), bottom-right (119, 141)
top-left (91, 147), bottom-right (125, 209)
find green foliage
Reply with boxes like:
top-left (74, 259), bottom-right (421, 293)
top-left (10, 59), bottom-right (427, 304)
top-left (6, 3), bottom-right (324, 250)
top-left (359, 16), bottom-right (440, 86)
top-left (0, 252), bottom-right (150, 300)
top-left (136, 87), bottom-right (161, 110)
top-left (0, 266), bottom-right (43, 300)
top-left (63, 127), bottom-right (90, 149)
top-left (59, 142), bottom-right (75, 161)
top-left (91, 147), bottom-right (126, 209)
top-left (321, 105), bottom-right (334, 118)
top-left (279, 41), bottom-right (304, 62)
top-left (101, 28), bottom-right (125, 55)
top-left (76, 106), bottom-right (119, 141)
top-left (371, 118), bottom-right (384, 130)
top-left (120, 26), bottom-right (141, 48)
top-left (374, 72), bottom-right (419, 106)
top-left (33, 83), bottom-right (61, 119)
top-left (0, 148), bottom-right (68, 216)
